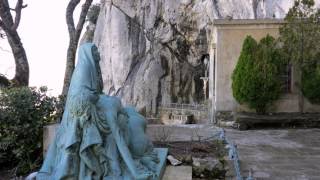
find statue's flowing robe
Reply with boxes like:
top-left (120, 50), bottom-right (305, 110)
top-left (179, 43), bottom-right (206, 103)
top-left (37, 43), bottom-right (112, 180)
top-left (37, 43), bottom-right (161, 180)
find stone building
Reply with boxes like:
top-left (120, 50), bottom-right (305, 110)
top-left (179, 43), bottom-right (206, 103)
top-left (208, 19), bottom-right (320, 121)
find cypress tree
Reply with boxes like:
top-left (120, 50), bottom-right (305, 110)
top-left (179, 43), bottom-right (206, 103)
top-left (232, 35), bottom-right (283, 114)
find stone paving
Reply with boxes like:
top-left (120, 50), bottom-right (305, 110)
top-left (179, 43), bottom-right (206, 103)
top-left (226, 128), bottom-right (320, 180)
top-left (163, 166), bottom-right (192, 180)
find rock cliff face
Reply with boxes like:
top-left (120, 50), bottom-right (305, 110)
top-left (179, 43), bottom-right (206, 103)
top-left (93, 0), bottom-right (319, 115)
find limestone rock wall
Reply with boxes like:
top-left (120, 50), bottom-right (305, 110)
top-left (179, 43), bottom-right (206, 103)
top-left (93, 0), bottom-right (319, 115)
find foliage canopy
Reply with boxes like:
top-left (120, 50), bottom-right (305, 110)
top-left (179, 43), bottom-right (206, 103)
top-left (280, 0), bottom-right (320, 103)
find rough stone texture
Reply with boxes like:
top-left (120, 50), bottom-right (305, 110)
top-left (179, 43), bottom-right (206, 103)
top-left (94, 0), bottom-right (210, 116)
top-left (159, 107), bottom-right (209, 124)
top-left (226, 129), bottom-right (320, 179)
top-left (162, 166), bottom-right (192, 180)
top-left (93, 0), bottom-right (320, 115)
top-left (80, 22), bottom-right (96, 45)
top-left (192, 157), bottom-right (225, 178)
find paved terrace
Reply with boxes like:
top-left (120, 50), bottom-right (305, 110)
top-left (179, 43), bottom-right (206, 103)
top-left (226, 128), bottom-right (320, 180)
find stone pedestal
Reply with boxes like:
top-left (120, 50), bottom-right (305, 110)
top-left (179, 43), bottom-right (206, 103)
top-left (43, 123), bottom-right (169, 179)
top-left (43, 123), bottom-right (59, 156)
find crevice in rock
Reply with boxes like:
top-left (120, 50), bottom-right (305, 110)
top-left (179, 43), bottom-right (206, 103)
top-left (212, 0), bottom-right (222, 18)
top-left (169, 21), bottom-right (197, 56)
top-left (161, 41), bottom-right (197, 70)
top-left (111, 2), bottom-right (153, 42)
top-left (252, 0), bottom-right (260, 19)
top-left (156, 55), bottom-right (170, 113)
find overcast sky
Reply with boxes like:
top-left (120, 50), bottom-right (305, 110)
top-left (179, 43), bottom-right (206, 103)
top-left (0, 0), bottom-right (98, 96)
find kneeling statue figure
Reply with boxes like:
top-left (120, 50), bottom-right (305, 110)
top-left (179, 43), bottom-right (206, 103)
top-left (37, 43), bottom-right (167, 180)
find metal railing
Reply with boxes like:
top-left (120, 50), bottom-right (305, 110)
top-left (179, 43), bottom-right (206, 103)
top-left (159, 103), bottom-right (208, 111)
top-left (219, 129), bottom-right (254, 180)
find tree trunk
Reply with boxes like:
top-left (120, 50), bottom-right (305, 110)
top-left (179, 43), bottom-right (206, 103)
top-left (61, 0), bottom-right (93, 96)
top-left (0, 0), bottom-right (29, 86)
top-left (6, 30), bottom-right (29, 86)
top-left (0, 74), bottom-right (10, 87)
top-left (62, 40), bottom-right (77, 96)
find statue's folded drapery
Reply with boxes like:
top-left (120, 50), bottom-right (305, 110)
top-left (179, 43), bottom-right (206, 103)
top-left (37, 43), bottom-right (113, 179)
top-left (37, 43), bottom-right (160, 180)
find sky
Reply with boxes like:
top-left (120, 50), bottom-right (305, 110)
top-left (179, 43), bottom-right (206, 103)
top-left (0, 0), bottom-right (98, 96)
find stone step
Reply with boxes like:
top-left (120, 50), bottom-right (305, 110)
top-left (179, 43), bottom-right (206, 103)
top-left (235, 113), bottom-right (320, 130)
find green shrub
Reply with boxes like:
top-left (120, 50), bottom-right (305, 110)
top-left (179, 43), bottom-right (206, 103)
top-left (279, 0), bottom-right (320, 104)
top-left (302, 63), bottom-right (320, 103)
top-left (232, 36), bottom-right (258, 105)
top-left (0, 86), bottom-right (59, 175)
top-left (232, 35), bottom-right (283, 114)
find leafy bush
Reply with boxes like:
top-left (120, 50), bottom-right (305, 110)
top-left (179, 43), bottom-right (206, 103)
top-left (0, 86), bottom-right (59, 175)
top-left (302, 63), bottom-right (320, 103)
top-left (232, 35), bottom-right (283, 114)
top-left (232, 36), bottom-right (258, 105)
top-left (279, 0), bottom-right (320, 104)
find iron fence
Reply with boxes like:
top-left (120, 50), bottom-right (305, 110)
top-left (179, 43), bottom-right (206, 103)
top-left (159, 103), bottom-right (208, 111)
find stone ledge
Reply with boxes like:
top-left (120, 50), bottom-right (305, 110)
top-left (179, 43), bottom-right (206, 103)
top-left (235, 112), bottom-right (320, 130)
top-left (213, 19), bottom-right (285, 26)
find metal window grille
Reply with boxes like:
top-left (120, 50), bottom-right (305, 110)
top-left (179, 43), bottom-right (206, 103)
top-left (279, 64), bottom-right (292, 93)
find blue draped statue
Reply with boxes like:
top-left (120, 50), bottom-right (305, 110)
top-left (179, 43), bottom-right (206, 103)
top-left (37, 43), bottom-right (167, 180)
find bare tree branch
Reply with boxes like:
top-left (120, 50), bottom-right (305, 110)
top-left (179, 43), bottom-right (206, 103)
top-left (0, 25), bottom-right (6, 38)
top-left (62, 0), bottom-right (93, 95)
top-left (75, 0), bottom-right (93, 40)
top-left (11, 0), bottom-right (27, 31)
top-left (9, 4), bottom-right (27, 11)
top-left (0, 19), bottom-right (4, 28)
top-left (0, 73), bottom-right (10, 87)
top-left (0, 0), bottom-right (14, 28)
top-left (66, 0), bottom-right (80, 40)
top-left (0, 19), bottom-right (9, 38)
top-left (0, 0), bottom-right (29, 86)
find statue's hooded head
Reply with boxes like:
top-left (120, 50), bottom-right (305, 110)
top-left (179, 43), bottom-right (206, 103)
top-left (68, 43), bottom-right (102, 95)
top-left (66, 43), bottom-right (103, 117)
top-left (78, 43), bottom-right (100, 65)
